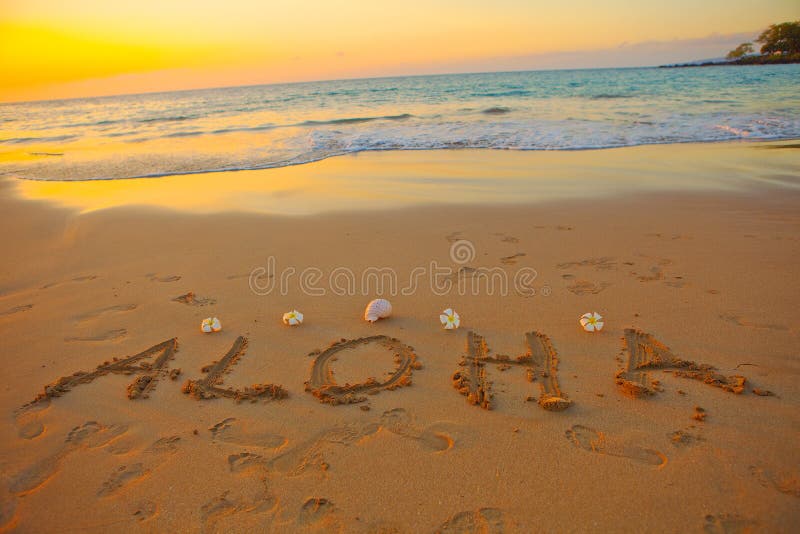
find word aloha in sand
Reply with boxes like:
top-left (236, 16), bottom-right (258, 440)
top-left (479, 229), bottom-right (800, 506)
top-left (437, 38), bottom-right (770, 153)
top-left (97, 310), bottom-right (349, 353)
top-left (24, 327), bottom-right (755, 411)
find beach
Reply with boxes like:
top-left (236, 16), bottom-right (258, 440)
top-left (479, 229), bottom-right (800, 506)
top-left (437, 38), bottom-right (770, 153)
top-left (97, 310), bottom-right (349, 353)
top-left (0, 141), bottom-right (798, 532)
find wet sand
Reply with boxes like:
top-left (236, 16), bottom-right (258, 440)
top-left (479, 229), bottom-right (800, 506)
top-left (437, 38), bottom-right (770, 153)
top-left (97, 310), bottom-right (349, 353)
top-left (1, 142), bottom-right (799, 532)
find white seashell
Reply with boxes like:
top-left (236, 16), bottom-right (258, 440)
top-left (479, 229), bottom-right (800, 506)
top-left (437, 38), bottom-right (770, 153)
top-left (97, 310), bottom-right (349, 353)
top-left (364, 298), bottom-right (392, 322)
top-left (201, 317), bottom-right (222, 333)
top-left (439, 308), bottom-right (460, 330)
top-left (579, 312), bottom-right (604, 332)
top-left (282, 310), bottom-right (304, 326)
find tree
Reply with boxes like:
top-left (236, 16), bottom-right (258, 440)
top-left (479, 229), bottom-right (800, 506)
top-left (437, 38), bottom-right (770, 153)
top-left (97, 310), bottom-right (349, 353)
top-left (726, 42), bottom-right (754, 60)
top-left (756, 21), bottom-right (800, 55)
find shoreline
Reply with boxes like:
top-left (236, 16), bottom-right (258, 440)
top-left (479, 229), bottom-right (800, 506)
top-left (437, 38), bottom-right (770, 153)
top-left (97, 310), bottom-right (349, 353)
top-left (9, 139), bottom-right (800, 216)
top-left (1, 143), bottom-right (799, 532)
top-left (6, 137), bottom-right (800, 184)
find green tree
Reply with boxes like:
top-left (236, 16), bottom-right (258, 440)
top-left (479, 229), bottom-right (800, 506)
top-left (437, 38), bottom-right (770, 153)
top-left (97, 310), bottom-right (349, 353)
top-left (756, 21), bottom-right (800, 55)
top-left (726, 42), bottom-right (754, 60)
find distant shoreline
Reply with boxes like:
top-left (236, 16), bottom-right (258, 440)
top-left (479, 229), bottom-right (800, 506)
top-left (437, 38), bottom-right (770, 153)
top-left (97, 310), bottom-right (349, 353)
top-left (660, 55), bottom-right (800, 68)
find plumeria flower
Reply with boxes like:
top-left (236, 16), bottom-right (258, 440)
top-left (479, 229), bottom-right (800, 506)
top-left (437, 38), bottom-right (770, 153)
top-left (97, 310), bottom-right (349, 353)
top-left (201, 317), bottom-right (222, 333)
top-left (282, 310), bottom-right (304, 326)
top-left (579, 312), bottom-right (604, 332)
top-left (440, 308), bottom-right (460, 330)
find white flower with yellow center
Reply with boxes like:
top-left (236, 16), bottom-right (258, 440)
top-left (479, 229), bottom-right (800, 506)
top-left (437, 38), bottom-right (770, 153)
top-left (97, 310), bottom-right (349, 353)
top-left (201, 317), bottom-right (222, 333)
top-left (579, 312), bottom-right (604, 332)
top-left (282, 310), bottom-right (304, 326)
top-left (440, 308), bottom-right (460, 330)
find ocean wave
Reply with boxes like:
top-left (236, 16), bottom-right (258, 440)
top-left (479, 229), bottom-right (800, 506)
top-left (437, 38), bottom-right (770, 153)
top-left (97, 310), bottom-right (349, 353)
top-left (139, 115), bottom-right (196, 124)
top-left (298, 113), bottom-right (414, 126)
top-left (472, 89), bottom-right (532, 97)
top-left (482, 107), bottom-right (511, 114)
top-left (163, 130), bottom-right (205, 138)
top-left (211, 124), bottom-right (276, 135)
top-left (589, 93), bottom-right (632, 99)
top-left (0, 134), bottom-right (78, 145)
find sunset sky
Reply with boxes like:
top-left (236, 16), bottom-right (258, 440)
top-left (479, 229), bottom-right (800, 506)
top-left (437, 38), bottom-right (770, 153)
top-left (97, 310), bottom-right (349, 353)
top-left (1, 0), bottom-right (798, 102)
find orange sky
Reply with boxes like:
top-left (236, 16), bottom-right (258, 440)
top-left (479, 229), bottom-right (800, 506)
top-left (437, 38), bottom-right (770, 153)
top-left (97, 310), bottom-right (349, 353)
top-left (1, 0), bottom-right (798, 102)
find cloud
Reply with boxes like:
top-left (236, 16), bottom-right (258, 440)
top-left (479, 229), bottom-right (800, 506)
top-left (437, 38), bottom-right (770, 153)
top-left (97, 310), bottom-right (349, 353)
top-left (464, 31), bottom-right (760, 70)
top-left (390, 31), bottom-right (761, 76)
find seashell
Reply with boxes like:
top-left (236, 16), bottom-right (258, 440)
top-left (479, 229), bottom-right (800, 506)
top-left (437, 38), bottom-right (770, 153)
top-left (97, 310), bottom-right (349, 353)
top-left (364, 298), bottom-right (392, 323)
top-left (439, 308), bottom-right (460, 330)
top-left (579, 312), bottom-right (603, 332)
top-left (282, 310), bottom-right (304, 326)
top-left (201, 317), bottom-right (222, 333)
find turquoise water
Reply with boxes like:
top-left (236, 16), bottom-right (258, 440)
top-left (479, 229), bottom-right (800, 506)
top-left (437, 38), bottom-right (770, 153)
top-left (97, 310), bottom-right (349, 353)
top-left (1, 65), bottom-right (799, 180)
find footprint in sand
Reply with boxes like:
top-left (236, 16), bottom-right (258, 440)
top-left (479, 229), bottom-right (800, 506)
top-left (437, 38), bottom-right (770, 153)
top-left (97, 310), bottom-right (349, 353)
top-left (634, 265), bottom-right (666, 282)
top-left (41, 275), bottom-right (98, 290)
top-left (565, 424), bottom-right (666, 467)
top-left (147, 274), bottom-right (181, 283)
top-left (668, 429), bottom-right (705, 449)
top-left (703, 513), bottom-right (758, 534)
top-left (492, 232), bottom-right (519, 244)
top-left (645, 233), bottom-right (692, 241)
top-left (17, 418), bottom-right (44, 440)
top-left (200, 481), bottom-right (278, 531)
top-left (146, 435), bottom-right (181, 454)
top-left (227, 411), bottom-right (455, 482)
top-left (0, 304), bottom-right (33, 317)
top-left (231, 414), bottom-right (445, 479)
top-left (172, 291), bottom-right (216, 306)
top-left (9, 421), bottom-right (128, 496)
top-left (209, 418), bottom-right (286, 449)
top-left (719, 313), bottom-right (789, 331)
top-left (436, 508), bottom-right (506, 534)
top-left (97, 463), bottom-right (150, 497)
top-left (445, 231), bottom-right (464, 243)
top-left (557, 257), bottom-right (617, 271)
top-left (227, 452), bottom-right (268, 475)
top-left (0, 477), bottom-right (18, 531)
top-left (228, 424), bottom-right (374, 478)
top-left (629, 256), bottom-right (685, 287)
top-left (73, 304), bottom-right (137, 324)
top-left (131, 500), bottom-right (158, 522)
top-left (500, 253), bottom-right (526, 265)
top-left (380, 408), bottom-right (456, 452)
top-left (97, 435), bottom-right (181, 497)
top-left (297, 497), bottom-right (339, 529)
top-left (566, 279), bottom-right (611, 295)
top-left (749, 465), bottom-right (800, 498)
top-left (64, 328), bottom-right (128, 342)
top-left (14, 398), bottom-right (50, 440)
top-left (105, 436), bottom-right (139, 455)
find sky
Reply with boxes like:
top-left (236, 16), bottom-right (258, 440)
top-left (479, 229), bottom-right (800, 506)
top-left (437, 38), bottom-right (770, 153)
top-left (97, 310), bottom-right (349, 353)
top-left (1, 0), bottom-right (798, 102)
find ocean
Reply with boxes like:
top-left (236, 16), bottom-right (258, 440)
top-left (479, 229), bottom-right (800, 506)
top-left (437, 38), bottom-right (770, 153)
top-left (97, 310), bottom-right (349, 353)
top-left (2, 65), bottom-right (799, 181)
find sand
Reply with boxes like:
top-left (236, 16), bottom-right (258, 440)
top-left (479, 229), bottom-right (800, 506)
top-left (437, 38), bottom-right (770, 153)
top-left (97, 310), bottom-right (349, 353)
top-left (1, 142), bottom-right (799, 532)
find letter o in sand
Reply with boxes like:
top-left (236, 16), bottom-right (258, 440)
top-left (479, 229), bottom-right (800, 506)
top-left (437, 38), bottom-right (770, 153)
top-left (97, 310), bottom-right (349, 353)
top-left (305, 335), bottom-right (421, 405)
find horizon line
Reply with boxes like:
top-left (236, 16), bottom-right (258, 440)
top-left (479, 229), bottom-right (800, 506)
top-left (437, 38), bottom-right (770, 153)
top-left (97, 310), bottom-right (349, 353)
top-left (0, 63), bottom-right (671, 106)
